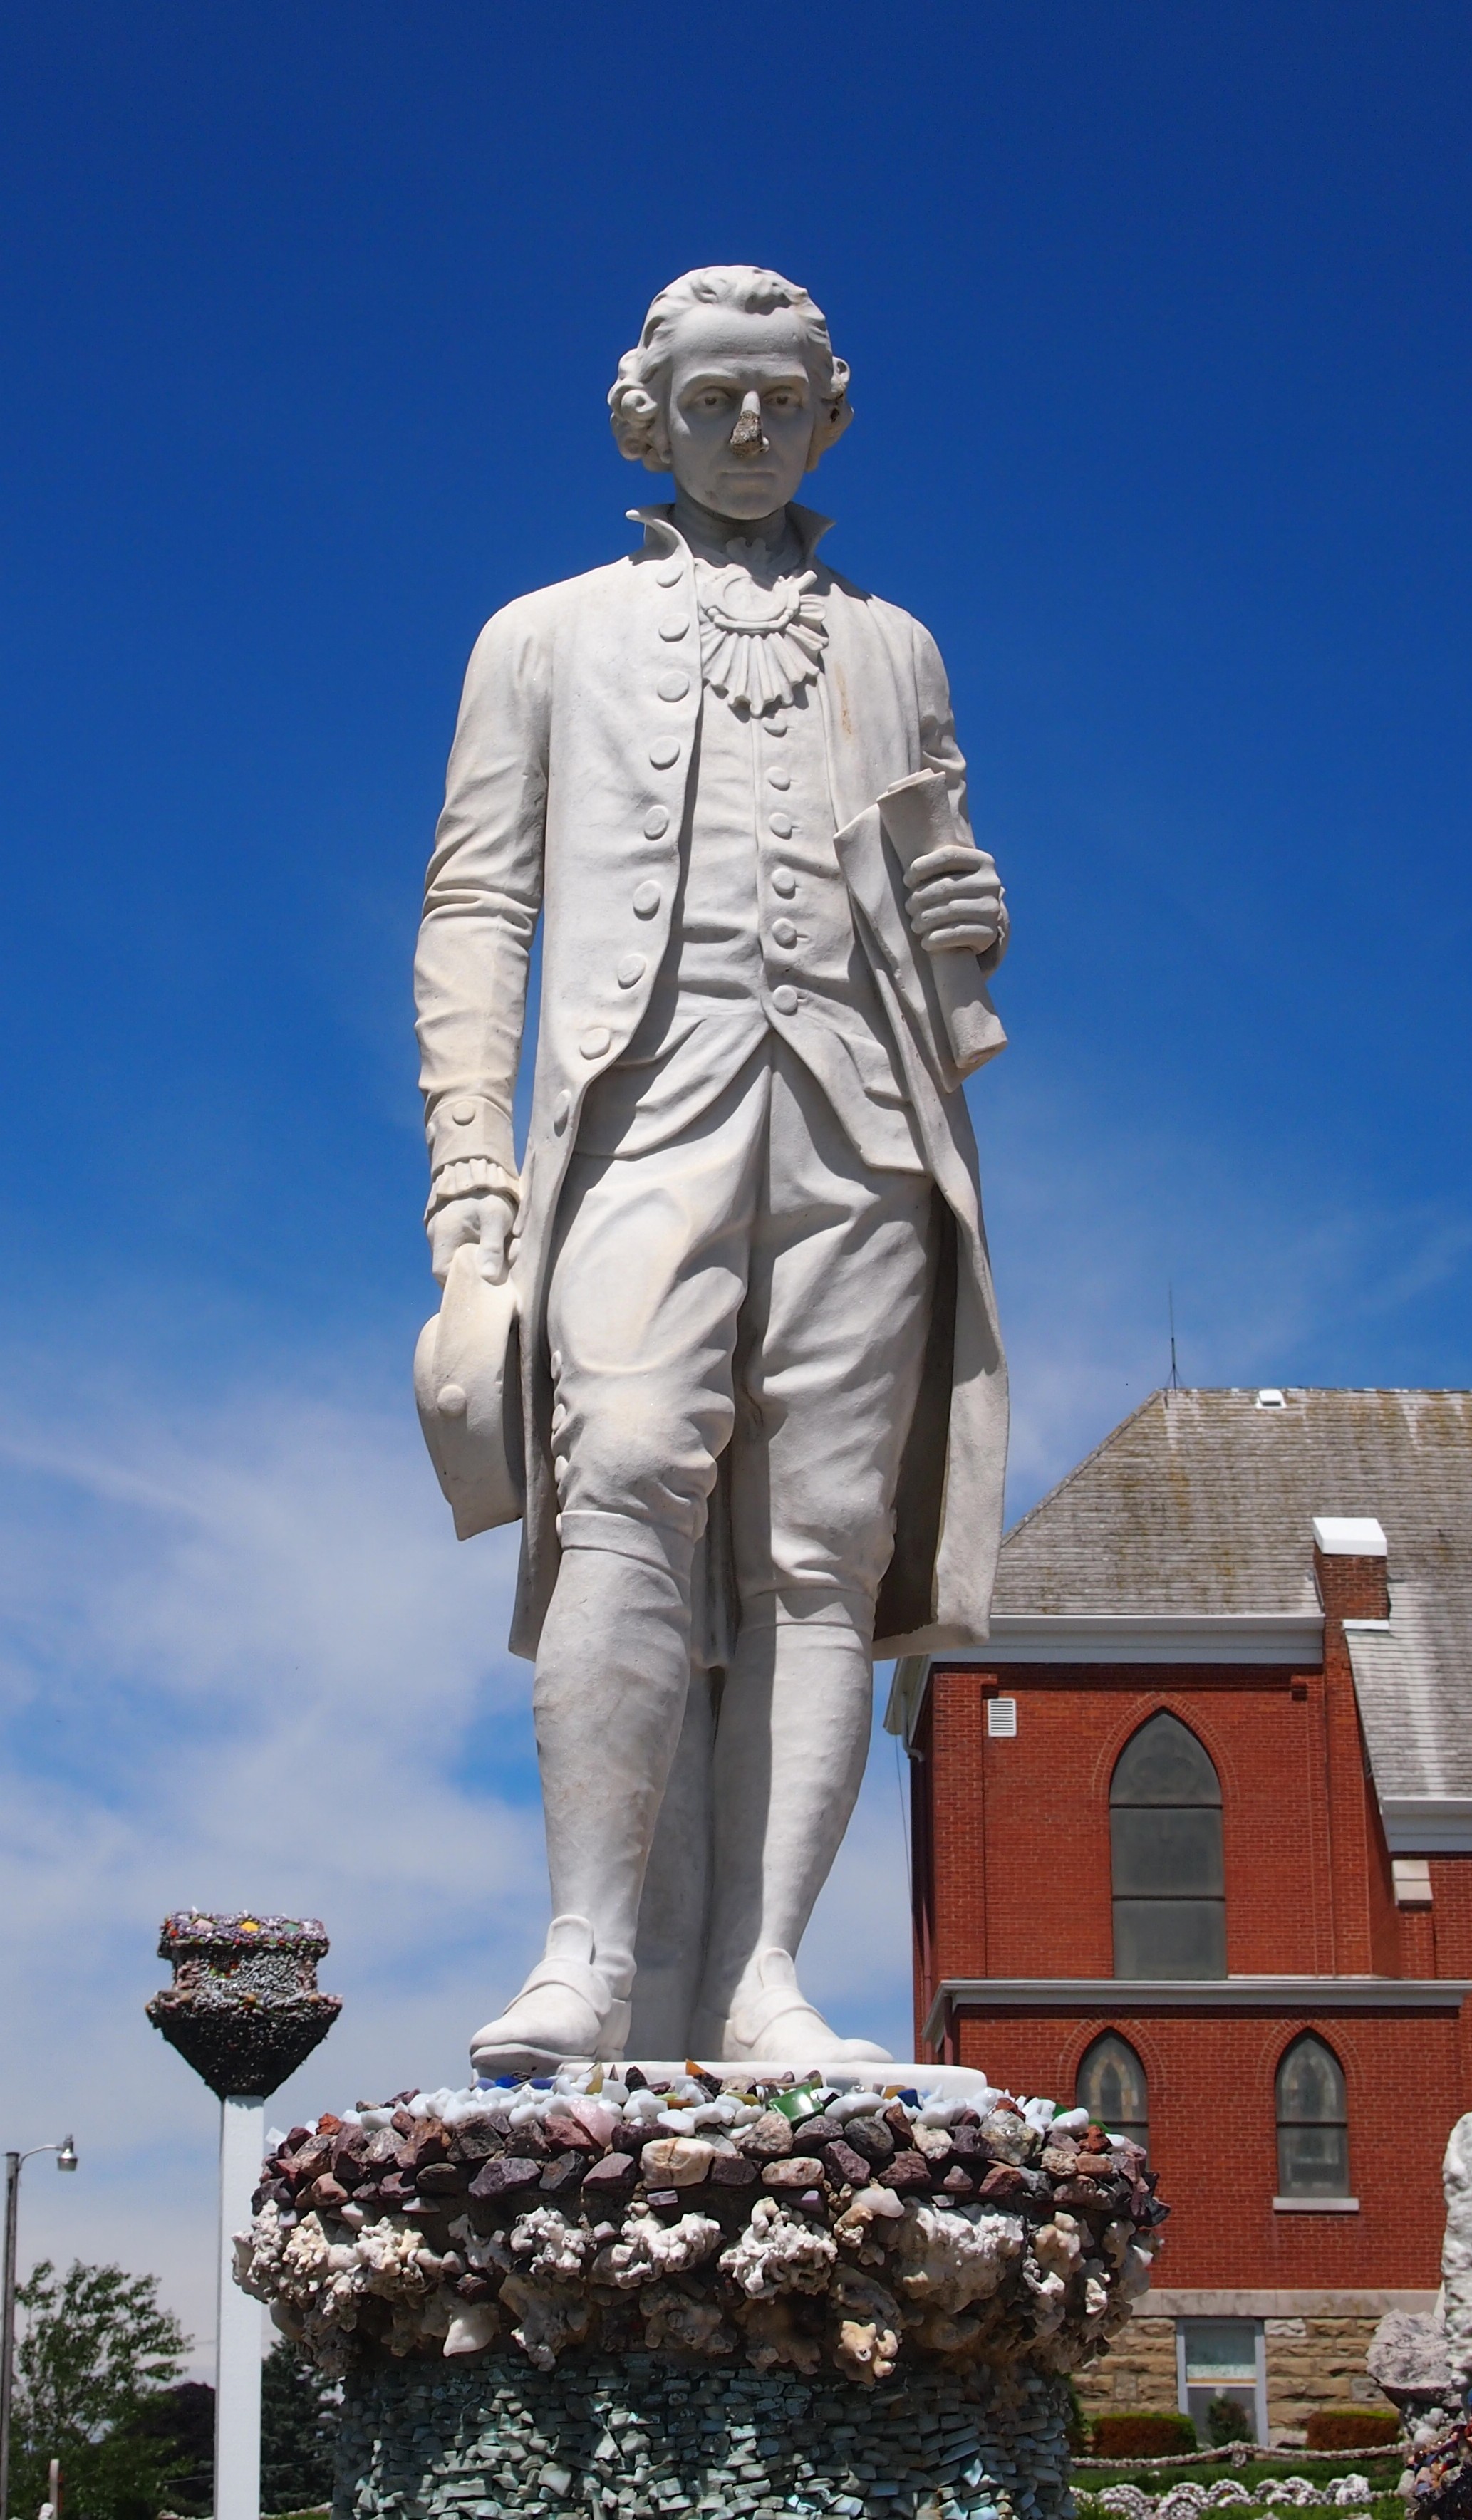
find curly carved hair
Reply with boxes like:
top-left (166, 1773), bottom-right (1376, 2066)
top-left (608, 266), bottom-right (853, 474)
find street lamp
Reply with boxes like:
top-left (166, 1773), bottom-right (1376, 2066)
top-left (0, 2138), bottom-right (78, 2519)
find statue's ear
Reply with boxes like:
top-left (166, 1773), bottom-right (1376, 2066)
top-left (805, 363), bottom-right (854, 470)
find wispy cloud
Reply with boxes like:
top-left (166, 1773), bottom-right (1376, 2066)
top-left (1, 1077), bottom-right (1466, 2364)
top-left (981, 1073), bottom-right (1472, 1510)
top-left (0, 1360), bottom-right (911, 2363)
top-left (0, 1373), bottom-right (549, 2360)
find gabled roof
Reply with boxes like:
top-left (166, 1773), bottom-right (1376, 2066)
top-left (988, 1388), bottom-right (1472, 1845)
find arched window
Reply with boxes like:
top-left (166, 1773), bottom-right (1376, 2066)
top-left (1076, 2032), bottom-right (1149, 2154)
top-left (1110, 1711), bottom-right (1225, 1978)
top-left (1276, 2034), bottom-right (1349, 2197)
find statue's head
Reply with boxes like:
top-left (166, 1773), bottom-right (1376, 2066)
top-left (608, 266), bottom-right (853, 523)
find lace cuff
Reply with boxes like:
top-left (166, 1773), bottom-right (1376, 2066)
top-left (424, 1156), bottom-right (520, 1225)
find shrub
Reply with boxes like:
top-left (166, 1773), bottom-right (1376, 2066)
top-left (1089, 2411), bottom-right (1200, 2458)
top-left (1305, 2408), bottom-right (1401, 2451)
top-left (1206, 2393), bottom-right (1255, 2446)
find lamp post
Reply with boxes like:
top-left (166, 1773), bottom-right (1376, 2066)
top-left (0, 2136), bottom-right (78, 2519)
top-left (147, 1914), bottom-right (339, 2520)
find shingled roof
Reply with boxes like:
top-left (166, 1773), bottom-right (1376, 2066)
top-left (992, 1387), bottom-right (1472, 1842)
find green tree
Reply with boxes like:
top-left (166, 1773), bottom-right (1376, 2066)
top-left (8, 2259), bottom-right (190, 2520)
top-left (1206, 2390), bottom-right (1255, 2447)
top-left (260, 2336), bottom-right (337, 2511)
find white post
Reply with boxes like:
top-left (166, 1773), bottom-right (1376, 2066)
top-left (216, 2094), bottom-right (264, 2520)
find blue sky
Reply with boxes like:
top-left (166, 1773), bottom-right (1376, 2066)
top-left (1, 1), bottom-right (1468, 2354)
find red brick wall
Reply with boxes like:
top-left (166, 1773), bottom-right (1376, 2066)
top-left (908, 1611), bottom-right (1472, 2293)
top-left (1429, 1860), bottom-right (1472, 1975)
top-left (953, 2004), bottom-right (1463, 2289)
top-left (912, 1647), bottom-right (1419, 2041)
top-left (915, 1663), bottom-right (1339, 2030)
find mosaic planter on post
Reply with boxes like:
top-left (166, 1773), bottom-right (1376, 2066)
top-left (234, 2062), bottom-right (1168, 2520)
top-left (150, 1910), bottom-right (341, 2520)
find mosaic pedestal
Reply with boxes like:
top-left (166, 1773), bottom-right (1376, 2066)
top-left (331, 2349), bottom-right (1073, 2520)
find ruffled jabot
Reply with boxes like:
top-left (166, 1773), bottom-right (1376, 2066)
top-left (695, 547), bottom-right (827, 716)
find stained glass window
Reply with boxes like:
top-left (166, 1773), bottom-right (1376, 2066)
top-left (1276, 2034), bottom-right (1349, 2196)
top-left (1076, 2032), bottom-right (1149, 2154)
top-left (1111, 1712), bottom-right (1225, 1977)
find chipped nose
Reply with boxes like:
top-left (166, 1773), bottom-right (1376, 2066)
top-left (730, 395), bottom-right (767, 453)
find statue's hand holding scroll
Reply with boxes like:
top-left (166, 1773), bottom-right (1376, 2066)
top-left (904, 840), bottom-right (1005, 957)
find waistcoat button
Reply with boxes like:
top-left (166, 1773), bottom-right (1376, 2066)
top-left (771, 984), bottom-right (799, 1015)
top-left (769, 811), bottom-right (794, 837)
top-left (616, 954), bottom-right (646, 988)
top-left (648, 738), bottom-right (681, 769)
top-left (643, 807), bottom-right (670, 839)
top-left (580, 1027), bottom-right (612, 1058)
top-left (658, 671), bottom-right (690, 701)
top-left (633, 881), bottom-right (662, 915)
top-left (772, 918), bottom-right (797, 949)
top-left (772, 867), bottom-right (797, 897)
top-left (767, 766), bottom-right (791, 789)
top-left (659, 615), bottom-right (690, 641)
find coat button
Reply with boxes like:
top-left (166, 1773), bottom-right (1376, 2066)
top-left (659, 615), bottom-right (690, 641)
top-left (658, 670), bottom-right (690, 701)
top-left (648, 738), bottom-right (681, 768)
top-left (769, 811), bottom-right (794, 838)
top-left (772, 918), bottom-right (797, 949)
top-left (643, 807), bottom-right (670, 838)
top-left (633, 881), bottom-right (661, 916)
top-left (617, 954), bottom-right (646, 988)
top-left (553, 1090), bottom-right (572, 1130)
top-left (656, 561), bottom-right (683, 587)
top-left (772, 984), bottom-right (799, 1015)
top-left (451, 1099), bottom-right (477, 1124)
top-left (580, 1027), bottom-right (612, 1058)
top-left (436, 1383), bottom-right (468, 1417)
top-left (772, 867), bottom-right (797, 897)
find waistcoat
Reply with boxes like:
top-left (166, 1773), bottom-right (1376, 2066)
top-left (579, 615), bottom-right (924, 1174)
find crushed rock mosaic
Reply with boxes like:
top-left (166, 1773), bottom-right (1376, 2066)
top-left (331, 2343), bottom-right (1072, 2520)
top-left (235, 2067), bottom-right (1168, 2388)
top-left (1089, 2484), bottom-right (1375, 2519)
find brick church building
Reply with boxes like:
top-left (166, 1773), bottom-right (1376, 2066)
top-left (889, 1387), bottom-right (1472, 2442)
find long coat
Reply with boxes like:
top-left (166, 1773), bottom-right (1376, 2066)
top-left (415, 506), bottom-right (1009, 1660)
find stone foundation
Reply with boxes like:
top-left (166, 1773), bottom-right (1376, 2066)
top-left (1072, 2318), bottom-right (1178, 2419)
top-left (1262, 2318), bottom-right (1389, 2439)
top-left (1074, 2309), bottom-right (1397, 2444)
top-left (332, 2348), bottom-right (1073, 2520)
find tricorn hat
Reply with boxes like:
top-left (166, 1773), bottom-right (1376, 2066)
top-left (414, 1244), bottom-right (524, 1538)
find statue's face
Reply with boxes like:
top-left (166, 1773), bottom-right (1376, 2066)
top-left (663, 301), bottom-right (817, 521)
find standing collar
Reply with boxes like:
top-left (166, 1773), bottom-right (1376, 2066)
top-left (628, 502), bottom-right (835, 567)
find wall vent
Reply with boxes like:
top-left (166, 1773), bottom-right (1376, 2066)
top-left (987, 1697), bottom-right (1018, 1739)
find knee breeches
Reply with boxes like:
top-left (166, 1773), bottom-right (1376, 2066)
top-left (546, 1044), bottom-right (935, 1626)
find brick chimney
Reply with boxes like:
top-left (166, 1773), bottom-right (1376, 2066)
top-left (1312, 1514), bottom-right (1395, 1972)
top-left (1312, 1513), bottom-right (1390, 1621)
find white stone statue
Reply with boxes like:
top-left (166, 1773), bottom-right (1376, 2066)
top-left (414, 266), bottom-right (1009, 2076)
